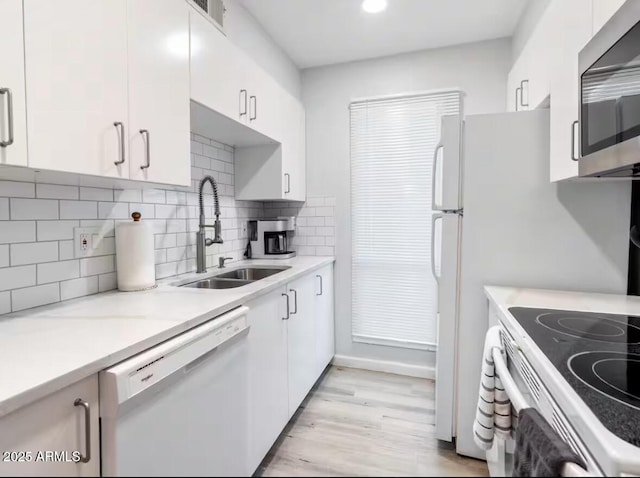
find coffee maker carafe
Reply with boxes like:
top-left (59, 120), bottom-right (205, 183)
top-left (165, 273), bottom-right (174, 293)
top-left (248, 219), bottom-right (296, 259)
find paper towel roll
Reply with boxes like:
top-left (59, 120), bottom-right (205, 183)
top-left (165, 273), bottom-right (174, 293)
top-left (115, 212), bottom-right (156, 292)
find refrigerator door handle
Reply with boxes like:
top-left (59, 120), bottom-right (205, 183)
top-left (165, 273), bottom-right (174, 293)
top-left (431, 144), bottom-right (444, 210)
top-left (431, 213), bottom-right (444, 284)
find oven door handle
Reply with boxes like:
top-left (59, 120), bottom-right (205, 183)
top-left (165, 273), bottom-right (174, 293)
top-left (493, 347), bottom-right (591, 477)
top-left (492, 347), bottom-right (529, 413)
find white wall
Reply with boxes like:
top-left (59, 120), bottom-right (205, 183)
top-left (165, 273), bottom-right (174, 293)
top-left (223, 0), bottom-right (301, 99)
top-left (301, 38), bottom-right (512, 369)
top-left (511, 0), bottom-right (552, 62)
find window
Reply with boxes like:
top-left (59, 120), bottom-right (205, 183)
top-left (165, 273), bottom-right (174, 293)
top-left (350, 90), bottom-right (461, 350)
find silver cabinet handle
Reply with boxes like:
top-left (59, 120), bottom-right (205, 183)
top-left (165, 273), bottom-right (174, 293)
top-left (431, 144), bottom-right (443, 210)
top-left (239, 89), bottom-right (247, 117)
top-left (430, 214), bottom-right (443, 284)
top-left (316, 275), bottom-right (323, 296)
top-left (571, 120), bottom-right (580, 161)
top-left (284, 173), bottom-right (291, 194)
top-left (139, 129), bottom-right (150, 170)
top-left (250, 95), bottom-right (257, 121)
top-left (282, 293), bottom-right (290, 320)
top-left (515, 87), bottom-right (521, 112)
top-left (113, 122), bottom-right (125, 165)
top-left (74, 399), bottom-right (91, 464)
top-left (0, 88), bottom-right (14, 147)
top-left (289, 288), bottom-right (298, 315)
top-left (520, 79), bottom-right (529, 108)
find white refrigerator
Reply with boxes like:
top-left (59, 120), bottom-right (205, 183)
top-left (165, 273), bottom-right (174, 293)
top-left (431, 109), bottom-right (632, 459)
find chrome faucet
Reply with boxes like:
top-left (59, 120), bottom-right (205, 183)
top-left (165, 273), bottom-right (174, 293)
top-left (196, 175), bottom-right (224, 273)
top-left (218, 256), bottom-right (233, 268)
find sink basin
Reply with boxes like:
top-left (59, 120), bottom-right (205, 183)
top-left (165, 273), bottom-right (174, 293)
top-left (215, 267), bottom-right (290, 281)
top-left (181, 278), bottom-right (254, 289)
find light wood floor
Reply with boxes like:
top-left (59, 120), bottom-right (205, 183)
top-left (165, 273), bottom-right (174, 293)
top-left (256, 366), bottom-right (489, 477)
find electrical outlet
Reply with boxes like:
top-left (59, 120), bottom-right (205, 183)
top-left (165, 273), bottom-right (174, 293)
top-left (74, 227), bottom-right (100, 257)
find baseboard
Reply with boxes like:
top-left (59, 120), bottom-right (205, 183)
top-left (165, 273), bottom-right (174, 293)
top-left (332, 354), bottom-right (435, 379)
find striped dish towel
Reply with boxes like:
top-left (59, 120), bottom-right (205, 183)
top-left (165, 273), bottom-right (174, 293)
top-left (473, 326), bottom-right (512, 450)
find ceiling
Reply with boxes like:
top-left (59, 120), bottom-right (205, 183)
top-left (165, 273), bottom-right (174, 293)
top-left (239, 0), bottom-right (528, 69)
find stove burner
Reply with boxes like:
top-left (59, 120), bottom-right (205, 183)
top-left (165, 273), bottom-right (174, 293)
top-left (536, 312), bottom-right (640, 343)
top-left (568, 351), bottom-right (640, 411)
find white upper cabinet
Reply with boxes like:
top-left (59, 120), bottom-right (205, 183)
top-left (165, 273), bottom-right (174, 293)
top-left (281, 93), bottom-right (306, 201)
top-left (549, 0), bottom-right (593, 182)
top-left (127, 0), bottom-right (191, 186)
top-left (510, 0), bottom-right (628, 182)
top-left (190, 11), bottom-right (248, 124)
top-left (593, 0), bottom-right (627, 33)
top-left (507, 3), bottom-right (555, 112)
top-left (0, 0), bottom-right (28, 168)
top-left (235, 92), bottom-right (306, 202)
top-left (23, 0), bottom-right (130, 178)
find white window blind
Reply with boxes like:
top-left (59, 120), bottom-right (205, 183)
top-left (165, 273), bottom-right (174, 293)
top-left (350, 90), bottom-right (461, 350)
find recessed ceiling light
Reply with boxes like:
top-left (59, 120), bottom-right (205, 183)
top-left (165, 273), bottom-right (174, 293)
top-left (362, 0), bottom-right (387, 14)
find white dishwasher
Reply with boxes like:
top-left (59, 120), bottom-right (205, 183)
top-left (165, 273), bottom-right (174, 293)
top-left (100, 306), bottom-right (250, 477)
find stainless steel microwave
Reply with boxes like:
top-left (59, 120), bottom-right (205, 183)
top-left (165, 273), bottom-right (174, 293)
top-left (579, 1), bottom-right (640, 177)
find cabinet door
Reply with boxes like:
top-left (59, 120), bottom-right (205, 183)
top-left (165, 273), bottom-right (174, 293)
top-left (507, 55), bottom-right (526, 112)
top-left (127, 0), bottom-right (190, 186)
top-left (0, 0), bottom-right (27, 167)
top-left (286, 273), bottom-right (318, 417)
top-left (246, 71), bottom-right (283, 142)
top-left (314, 265), bottom-right (335, 376)
top-left (288, 99), bottom-right (307, 201)
top-left (191, 11), bottom-right (246, 124)
top-left (23, 0), bottom-right (129, 178)
top-left (593, 0), bottom-right (626, 33)
top-left (281, 94), bottom-right (306, 201)
top-left (0, 375), bottom-right (100, 477)
top-left (246, 288), bottom-right (289, 470)
top-left (549, 0), bottom-right (592, 182)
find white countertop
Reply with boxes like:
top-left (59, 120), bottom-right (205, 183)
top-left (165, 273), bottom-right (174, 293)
top-left (484, 285), bottom-right (640, 476)
top-left (485, 285), bottom-right (640, 316)
top-left (0, 256), bottom-right (334, 419)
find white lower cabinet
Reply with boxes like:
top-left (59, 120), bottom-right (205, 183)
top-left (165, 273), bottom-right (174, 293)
top-left (247, 266), bottom-right (335, 471)
top-left (247, 287), bottom-right (290, 471)
top-left (286, 273), bottom-right (319, 417)
top-left (314, 264), bottom-right (335, 376)
top-left (0, 375), bottom-right (100, 477)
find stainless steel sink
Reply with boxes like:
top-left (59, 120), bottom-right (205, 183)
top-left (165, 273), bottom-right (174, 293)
top-left (181, 278), bottom-right (254, 289)
top-left (215, 267), bottom-right (290, 281)
top-left (178, 266), bottom-right (290, 289)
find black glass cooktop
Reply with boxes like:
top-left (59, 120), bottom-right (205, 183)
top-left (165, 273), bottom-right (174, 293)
top-left (508, 307), bottom-right (640, 447)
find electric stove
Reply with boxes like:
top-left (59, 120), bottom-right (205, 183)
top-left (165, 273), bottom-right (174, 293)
top-left (508, 307), bottom-right (640, 448)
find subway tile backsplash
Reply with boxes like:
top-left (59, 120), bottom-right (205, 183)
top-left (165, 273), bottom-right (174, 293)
top-left (0, 133), bottom-right (335, 315)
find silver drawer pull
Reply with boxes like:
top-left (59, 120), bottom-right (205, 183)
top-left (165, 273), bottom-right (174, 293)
top-left (282, 293), bottom-right (290, 320)
top-left (0, 88), bottom-right (14, 147)
top-left (289, 288), bottom-right (298, 315)
top-left (74, 399), bottom-right (91, 464)
top-left (113, 122), bottom-right (125, 165)
top-left (140, 129), bottom-right (150, 170)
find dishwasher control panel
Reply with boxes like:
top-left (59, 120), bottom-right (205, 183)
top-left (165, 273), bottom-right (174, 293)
top-left (100, 306), bottom-right (250, 410)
